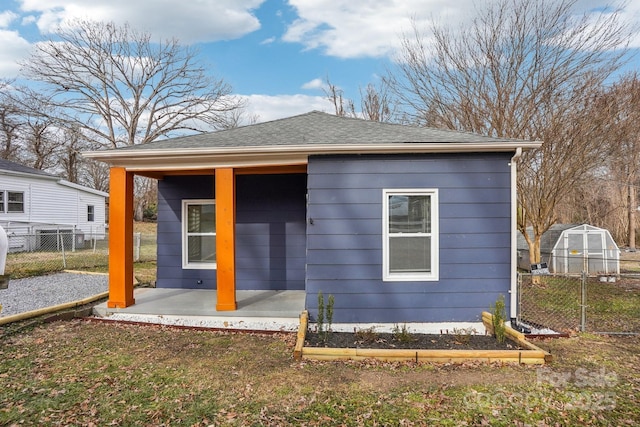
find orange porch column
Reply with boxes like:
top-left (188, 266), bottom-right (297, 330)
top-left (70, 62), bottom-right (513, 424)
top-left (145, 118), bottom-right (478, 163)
top-left (107, 167), bottom-right (135, 308)
top-left (215, 168), bottom-right (237, 310)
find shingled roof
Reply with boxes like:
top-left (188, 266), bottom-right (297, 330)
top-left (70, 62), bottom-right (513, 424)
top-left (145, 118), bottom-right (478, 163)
top-left (0, 158), bottom-right (58, 179)
top-left (116, 110), bottom-right (529, 150)
top-left (83, 111), bottom-right (542, 171)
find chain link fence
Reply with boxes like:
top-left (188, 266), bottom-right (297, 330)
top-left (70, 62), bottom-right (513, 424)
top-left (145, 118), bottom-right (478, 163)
top-left (518, 271), bottom-right (640, 335)
top-left (4, 231), bottom-right (157, 279)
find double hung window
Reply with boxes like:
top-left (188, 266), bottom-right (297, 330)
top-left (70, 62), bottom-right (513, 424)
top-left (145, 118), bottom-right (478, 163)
top-left (0, 191), bottom-right (24, 213)
top-left (383, 189), bottom-right (438, 281)
top-left (182, 200), bottom-right (216, 269)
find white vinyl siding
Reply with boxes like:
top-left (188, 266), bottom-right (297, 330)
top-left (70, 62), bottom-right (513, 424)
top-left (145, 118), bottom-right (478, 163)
top-left (0, 175), bottom-right (107, 238)
top-left (383, 189), bottom-right (439, 281)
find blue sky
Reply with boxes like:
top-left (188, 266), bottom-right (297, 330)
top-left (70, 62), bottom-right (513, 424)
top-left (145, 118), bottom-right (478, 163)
top-left (1, 0), bottom-right (639, 123)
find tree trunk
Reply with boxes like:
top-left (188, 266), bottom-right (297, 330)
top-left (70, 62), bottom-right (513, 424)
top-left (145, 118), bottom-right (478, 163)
top-left (629, 179), bottom-right (636, 249)
top-left (527, 233), bottom-right (543, 284)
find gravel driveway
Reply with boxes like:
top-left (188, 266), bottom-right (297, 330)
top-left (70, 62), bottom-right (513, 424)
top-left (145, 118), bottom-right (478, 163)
top-left (0, 272), bottom-right (108, 317)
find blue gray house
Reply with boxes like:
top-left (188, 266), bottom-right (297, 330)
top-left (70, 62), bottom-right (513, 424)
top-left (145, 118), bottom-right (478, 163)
top-left (84, 111), bottom-right (541, 325)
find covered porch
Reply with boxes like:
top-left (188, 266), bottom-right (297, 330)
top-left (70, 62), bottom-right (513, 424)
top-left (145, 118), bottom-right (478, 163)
top-left (104, 162), bottom-right (308, 313)
top-left (93, 288), bottom-right (306, 331)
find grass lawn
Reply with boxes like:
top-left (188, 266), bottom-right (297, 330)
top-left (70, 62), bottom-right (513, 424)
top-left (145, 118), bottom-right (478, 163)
top-left (5, 221), bottom-right (158, 283)
top-left (519, 274), bottom-right (640, 334)
top-left (1, 320), bottom-right (639, 426)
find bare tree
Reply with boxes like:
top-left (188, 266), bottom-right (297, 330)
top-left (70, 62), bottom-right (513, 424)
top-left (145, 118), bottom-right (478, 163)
top-left (359, 81), bottom-right (395, 122)
top-left (324, 76), bottom-right (395, 122)
top-left (80, 159), bottom-right (110, 193)
top-left (323, 77), bottom-right (355, 118)
top-left (58, 125), bottom-right (93, 183)
top-left (22, 120), bottom-right (58, 170)
top-left (388, 0), bottom-right (634, 264)
top-left (590, 74), bottom-right (640, 249)
top-left (217, 108), bottom-right (260, 130)
top-left (16, 92), bottom-right (66, 171)
top-left (0, 80), bottom-right (23, 161)
top-left (20, 19), bottom-right (244, 148)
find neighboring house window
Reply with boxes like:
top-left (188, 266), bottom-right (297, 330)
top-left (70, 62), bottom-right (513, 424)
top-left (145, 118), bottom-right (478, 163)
top-left (383, 189), bottom-right (439, 281)
top-left (182, 200), bottom-right (216, 269)
top-left (87, 205), bottom-right (95, 222)
top-left (7, 191), bottom-right (24, 213)
top-left (0, 191), bottom-right (3, 213)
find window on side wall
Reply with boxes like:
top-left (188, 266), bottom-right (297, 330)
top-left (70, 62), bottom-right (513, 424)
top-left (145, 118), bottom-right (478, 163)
top-left (87, 205), bottom-right (95, 222)
top-left (383, 189), bottom-right (439, 281)
top-left (182, 200), bottom-right (216, 269)
top-left (7, 191), bottom-right (24, 213)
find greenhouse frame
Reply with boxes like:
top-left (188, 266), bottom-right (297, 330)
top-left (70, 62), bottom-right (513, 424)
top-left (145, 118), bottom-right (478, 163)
top-left (518, 224), bottom-right (620, 275)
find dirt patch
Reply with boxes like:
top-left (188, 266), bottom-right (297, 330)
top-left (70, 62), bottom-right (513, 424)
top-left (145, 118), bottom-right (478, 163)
top-left (304, 331), bottom-right (524, 350)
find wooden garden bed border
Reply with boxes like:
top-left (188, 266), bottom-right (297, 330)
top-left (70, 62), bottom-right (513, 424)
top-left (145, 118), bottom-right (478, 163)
top-left (294, 311), bottom-right (552, 364)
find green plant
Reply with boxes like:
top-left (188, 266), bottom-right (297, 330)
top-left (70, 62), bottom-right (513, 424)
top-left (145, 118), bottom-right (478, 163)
top-left (316, 292), bottom-right (335, 339)
top-left (326, 294), bottom-right (334, 334)
top-left (490, 294), bottom-right (507, 343)
top-left (392, 323), bottom-right (416, 343)
top-left (452, 327), bottom-right (478, 345)
top-left (354, 326), bottom-right (378, 344)
top-left (317, 291), bottom-right (325, 334)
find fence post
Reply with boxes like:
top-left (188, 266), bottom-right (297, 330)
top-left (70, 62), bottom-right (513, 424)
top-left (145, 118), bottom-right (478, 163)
top-left (134, 232), bottom-right (141, 262)
top-left (580, 270), bottom-right (587, 332)
top-left (516, 272), bottom-right (522, 324)
top-left (59, 228), bottom-right (67, 269)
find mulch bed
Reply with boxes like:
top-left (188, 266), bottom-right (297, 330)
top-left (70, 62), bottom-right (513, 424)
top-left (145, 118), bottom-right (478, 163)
top-left (305, 331), bottom-right (525, 350)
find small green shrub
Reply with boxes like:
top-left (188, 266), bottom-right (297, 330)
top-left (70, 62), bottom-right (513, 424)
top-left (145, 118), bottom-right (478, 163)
top-left (317, 291), bottom-right (325, 334)
top-left (490, 294), bottom-right (507, 343)
top-left (452, 327), bottom-right (477, 345)
top-left (316, 292), bottom-right (335, 340)
top-left (392, 323), bottom-right (416, 343)
top-left (354, 326), bottom-right (378, 344)
top-left (326, 294), bottom-right (334, 334)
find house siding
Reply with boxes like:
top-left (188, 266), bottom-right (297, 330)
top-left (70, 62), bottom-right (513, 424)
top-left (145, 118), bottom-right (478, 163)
top-left (236, 174), bottom-right (307, 290)
top-left (0, 173), bottom-right (107, 239)
top-left (156, 175), bottom-right (216, 289)
top-left (305, 153), bottom-right (513, 324)
top-left (156, 173), bottom-right (307, 290)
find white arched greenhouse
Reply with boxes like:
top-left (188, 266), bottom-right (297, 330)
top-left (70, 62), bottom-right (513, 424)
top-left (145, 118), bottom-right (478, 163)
top-left (517, 224), bottom-right (620, 275)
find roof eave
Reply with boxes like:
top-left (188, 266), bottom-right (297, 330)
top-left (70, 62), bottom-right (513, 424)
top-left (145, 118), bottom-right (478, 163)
top-left (0, 169), bottom-right (59, 181)
top-left (82, 141), bottom-right (543, 172)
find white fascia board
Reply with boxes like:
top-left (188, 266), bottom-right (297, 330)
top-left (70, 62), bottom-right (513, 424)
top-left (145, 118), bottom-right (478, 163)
top-left (57, 179), bottom-right (109, 198)
top-left (82, 141), bottom-right (543, 171)
top-left (0, 170), bottom-right (58, 181)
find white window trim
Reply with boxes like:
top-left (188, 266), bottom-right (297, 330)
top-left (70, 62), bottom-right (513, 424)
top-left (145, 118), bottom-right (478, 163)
top-left (182, 199), bottom-right (216, 270)
top-left (382, 189), bottom-right (439, 282)
top-left (1, 190), bottom-right (24, 213)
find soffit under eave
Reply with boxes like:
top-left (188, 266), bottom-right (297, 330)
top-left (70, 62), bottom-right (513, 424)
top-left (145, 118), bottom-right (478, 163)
top-left (84, 141), bottom-right (542, 172)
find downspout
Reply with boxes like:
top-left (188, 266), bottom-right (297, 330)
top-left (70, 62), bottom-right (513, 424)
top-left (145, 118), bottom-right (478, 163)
top-left (510, 147), bottom-right (522, 321)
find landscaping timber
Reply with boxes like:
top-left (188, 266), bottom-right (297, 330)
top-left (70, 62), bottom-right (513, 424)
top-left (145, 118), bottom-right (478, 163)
top-left (295, 310), bottom-right (552, 364)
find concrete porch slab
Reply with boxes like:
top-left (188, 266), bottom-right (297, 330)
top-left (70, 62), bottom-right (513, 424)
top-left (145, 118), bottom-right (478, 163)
top-left (92, 288), bottom-right (306, 331)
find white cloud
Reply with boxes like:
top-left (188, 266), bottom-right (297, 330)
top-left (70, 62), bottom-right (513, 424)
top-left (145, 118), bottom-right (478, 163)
top-left (572, 0), bottom-right (640, 48)
top-left (301, 78), bottom-right (325, 90)
top-left (241, 94), bottom-right (333, 123)
top-left (0, 10), bottom-right (18, 28)
top-left (283, 0), bottom-right (458, 59)
top-left (17, 0), bottom-right (265, 43)
top-left (283, 0), bottom-right (640, 59)
top-left (0, 29), bottom-right (31, 77)
top-left (260, 36), bottom-right (276, 45)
